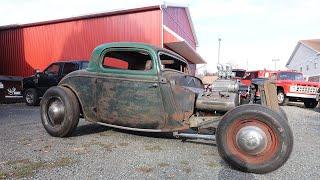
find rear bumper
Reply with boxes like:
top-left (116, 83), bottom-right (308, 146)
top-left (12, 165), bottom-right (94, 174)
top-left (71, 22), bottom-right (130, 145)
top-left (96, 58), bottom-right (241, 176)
top-left (286, 93), bottom-right (318, 99)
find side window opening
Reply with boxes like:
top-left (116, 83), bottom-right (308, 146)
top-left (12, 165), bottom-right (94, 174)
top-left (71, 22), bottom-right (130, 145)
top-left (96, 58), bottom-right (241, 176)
top-left (102, 50), bottom-right (152, 71)
top-left (159, 53), bottom-right (188, 73)
top-left (63, 63), bottom-right (79, 76)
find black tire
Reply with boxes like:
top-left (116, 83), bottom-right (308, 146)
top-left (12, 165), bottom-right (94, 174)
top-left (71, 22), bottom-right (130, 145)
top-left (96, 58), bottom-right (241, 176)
top-left (24, 88), bottom-right (40, 106)
top-left (216, 104), bottom-right (293, 174)
top-left (277, 90), bottom-right (289, 106)
top-left (40, 86), bottom-right (80, 137)
top-left (303, 99), bottom-right (318, 108)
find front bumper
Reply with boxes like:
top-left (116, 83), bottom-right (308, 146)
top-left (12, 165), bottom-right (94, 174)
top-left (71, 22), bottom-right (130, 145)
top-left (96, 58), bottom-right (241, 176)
top-left (286, 93), bottom-right (319, 99)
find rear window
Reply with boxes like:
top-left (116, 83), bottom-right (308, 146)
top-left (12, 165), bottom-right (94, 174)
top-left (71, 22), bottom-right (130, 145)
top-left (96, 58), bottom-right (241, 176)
top-left (103, 50), bottom-right (152, 71)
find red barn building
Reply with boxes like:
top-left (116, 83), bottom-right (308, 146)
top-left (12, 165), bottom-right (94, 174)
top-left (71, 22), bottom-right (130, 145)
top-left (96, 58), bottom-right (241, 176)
top-left (0, 4), bottom-right (205, 77)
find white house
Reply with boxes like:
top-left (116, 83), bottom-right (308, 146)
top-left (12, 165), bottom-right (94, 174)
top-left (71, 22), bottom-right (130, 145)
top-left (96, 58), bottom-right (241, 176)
top-left (286, 39), bottom-right (320, 81)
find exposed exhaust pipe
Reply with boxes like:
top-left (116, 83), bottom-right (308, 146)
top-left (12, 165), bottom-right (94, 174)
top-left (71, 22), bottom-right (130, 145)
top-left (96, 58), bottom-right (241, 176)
top-left (173, 132), bottom-right (216, 141)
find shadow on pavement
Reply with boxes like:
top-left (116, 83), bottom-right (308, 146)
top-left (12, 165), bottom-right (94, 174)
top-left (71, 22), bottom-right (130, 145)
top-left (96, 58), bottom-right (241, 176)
top-left (218, 160), bottom-right (257, 180)
top-left (71, 122), bottom-right (216, 146)
top-left (72, 123), bottom-right (111, 137)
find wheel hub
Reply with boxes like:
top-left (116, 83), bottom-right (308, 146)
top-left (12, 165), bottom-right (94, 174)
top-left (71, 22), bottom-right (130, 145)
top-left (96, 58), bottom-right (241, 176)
top-left (277, 93), bottom-right (284, 103)
top-left (236, 126), bottom-right (267, 155)
top-left (47, 99), bottom-right (65, 125)
top-left (26, 92), bottom-right (34, 103)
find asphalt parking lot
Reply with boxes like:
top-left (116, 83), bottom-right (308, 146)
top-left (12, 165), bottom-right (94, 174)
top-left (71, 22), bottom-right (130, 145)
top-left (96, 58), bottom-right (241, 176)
top-left (0, 103), bottom-right (320, 179)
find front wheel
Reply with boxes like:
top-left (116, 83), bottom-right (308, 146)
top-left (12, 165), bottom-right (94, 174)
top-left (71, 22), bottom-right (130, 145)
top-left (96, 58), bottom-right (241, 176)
top-left (216, 104), bottom-right (293, 174)
top-left (40, 86), bottom-right (80, 137)
top-left (24, 88), bottom-right (40, 106)
top-left (277, 90), bottom-right (289, 106)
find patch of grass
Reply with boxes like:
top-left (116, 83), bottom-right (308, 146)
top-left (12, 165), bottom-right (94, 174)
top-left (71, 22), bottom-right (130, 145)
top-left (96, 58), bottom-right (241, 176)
top-left (180, 160), bottom-right (189, 165)
top-left (5, 159), bottom-right (29, 166)
top-left (83, 140), bottom-right (116, 151)
top-left (19, 138), bottom-right (32, 145)
top-left (69, 147), bottom-right (87, 153)
top-left (136, 166), bottom-right (153, 173)
top-left (158, 162), bottom-right (170, 168)
top-left (207, 162), bottom-right (218, 168)
top-left (2, 157), bottom-right (75, 179)
top-left (46, 157), bottom-right (74, 169)
top-left (144, 145), bottom-right (162, 152)
top-left (99, 131), bottom-right (113, 136)
top-left (0, 171), bottom-right (8, 179)
top-left (9, 161), bottom-right (46, 178)
top-left (92, 142), bottom-right (116, 151)
top-left (118, 142), bottom-right (129, 147)
top-left (182, 167), bottom-right (192, 174)
top-left (43, 145), bottom-right (51, 149)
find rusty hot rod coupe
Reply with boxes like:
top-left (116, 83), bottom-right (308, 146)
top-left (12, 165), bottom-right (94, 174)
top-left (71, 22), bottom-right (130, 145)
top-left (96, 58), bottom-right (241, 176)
top-left (40, 42), bottom-right (293, 174)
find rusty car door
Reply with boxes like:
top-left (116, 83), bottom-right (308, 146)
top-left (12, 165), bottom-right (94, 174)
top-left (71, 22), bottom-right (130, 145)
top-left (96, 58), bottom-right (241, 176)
top-left (95, 48), bottom-right (166, 129)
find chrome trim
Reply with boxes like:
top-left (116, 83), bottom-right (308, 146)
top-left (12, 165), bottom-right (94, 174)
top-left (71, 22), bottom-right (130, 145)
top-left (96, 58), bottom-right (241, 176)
top-left (5, 96), bottom-right (23, 98)
top-left (286, 93), bottom-right (318, 99)
top-left (236, 126), bottom-right (267, 155)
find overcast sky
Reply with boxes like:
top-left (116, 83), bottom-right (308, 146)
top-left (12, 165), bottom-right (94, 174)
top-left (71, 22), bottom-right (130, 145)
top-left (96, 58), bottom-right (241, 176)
top-left (1, 0), bottom-right (320, 72)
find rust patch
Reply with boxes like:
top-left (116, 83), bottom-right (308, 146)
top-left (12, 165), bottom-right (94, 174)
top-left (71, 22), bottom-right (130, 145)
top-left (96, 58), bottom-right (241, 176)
top-left (171, 112), bottom-right (184, 121)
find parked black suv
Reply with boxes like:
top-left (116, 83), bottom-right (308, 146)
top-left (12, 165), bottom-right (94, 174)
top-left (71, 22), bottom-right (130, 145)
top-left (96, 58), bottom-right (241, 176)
top-left (23, 60), bottom-right (88, 106)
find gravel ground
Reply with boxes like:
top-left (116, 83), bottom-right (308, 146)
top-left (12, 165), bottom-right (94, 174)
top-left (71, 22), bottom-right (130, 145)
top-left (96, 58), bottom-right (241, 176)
top-left (0, 103), bottom-right (320, 179)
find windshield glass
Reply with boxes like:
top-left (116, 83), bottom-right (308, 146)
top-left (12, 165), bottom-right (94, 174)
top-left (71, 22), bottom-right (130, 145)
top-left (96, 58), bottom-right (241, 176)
top-left (82, 62), bottom-right (89, 69)
top-left (278, 72), bottom-right (304, 81)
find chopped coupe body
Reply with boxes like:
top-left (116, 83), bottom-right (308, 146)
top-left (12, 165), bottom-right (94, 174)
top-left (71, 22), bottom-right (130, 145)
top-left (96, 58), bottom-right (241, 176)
top-left (59, 43), bottom-right (202, 131)
top-left (40, 42), bottom-right (293, 174)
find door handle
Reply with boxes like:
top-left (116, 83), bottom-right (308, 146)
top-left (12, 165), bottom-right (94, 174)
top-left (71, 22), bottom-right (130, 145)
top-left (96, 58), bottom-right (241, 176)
top-left (149, 83), bottom-right (158, 88)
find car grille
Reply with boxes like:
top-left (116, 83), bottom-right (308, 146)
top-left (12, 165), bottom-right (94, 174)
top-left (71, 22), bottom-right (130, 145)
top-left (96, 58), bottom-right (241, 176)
top-left (295, 86), bottom-right (319, 94)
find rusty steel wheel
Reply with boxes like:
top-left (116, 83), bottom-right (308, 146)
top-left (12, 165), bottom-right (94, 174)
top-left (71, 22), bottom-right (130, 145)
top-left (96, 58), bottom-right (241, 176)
top-left (216, 104), bottom-right (293, 174)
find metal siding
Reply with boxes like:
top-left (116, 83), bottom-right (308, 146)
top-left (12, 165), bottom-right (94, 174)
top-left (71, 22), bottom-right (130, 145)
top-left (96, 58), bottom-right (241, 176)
top-left (288, 44), bottom-right (318, 76)
top-left (163, 7), bottom-right (196, 49)
top-left (0, 10), bottom-right (162, 77)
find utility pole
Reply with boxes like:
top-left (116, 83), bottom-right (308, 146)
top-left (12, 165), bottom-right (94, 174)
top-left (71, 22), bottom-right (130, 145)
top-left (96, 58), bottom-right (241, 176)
top-left (246, 59), bottom-right (249, 70)
top-left (272, 59), bottom-right (280, 70)
top-left (218, 38), bottom-right (221, 65)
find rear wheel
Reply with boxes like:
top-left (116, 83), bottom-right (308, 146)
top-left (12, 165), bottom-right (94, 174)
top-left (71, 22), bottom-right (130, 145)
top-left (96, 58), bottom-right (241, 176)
top-left (304, 99), bottom-right (318, 108)
top-left (216, 104), bottom-right (293, 174)
top-left (40, 86), bottom-right (80, 137)
top-left (24, 88), bottom-right (40, 106)
top-left (277, 90), bottom-right (289, 106)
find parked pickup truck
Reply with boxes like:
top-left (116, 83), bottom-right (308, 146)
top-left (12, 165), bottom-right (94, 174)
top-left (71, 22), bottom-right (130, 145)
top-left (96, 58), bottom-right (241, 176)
top-left (270, 70), bottom-right (320, 108)
top-left (40, 42), bottom-right (293, 174)
top-left (241, 70), bottom-right (320, 108)
top-left (0, 75), bottom-right (23, 103)
top-left (23, 60), bottom-right (88, 106)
